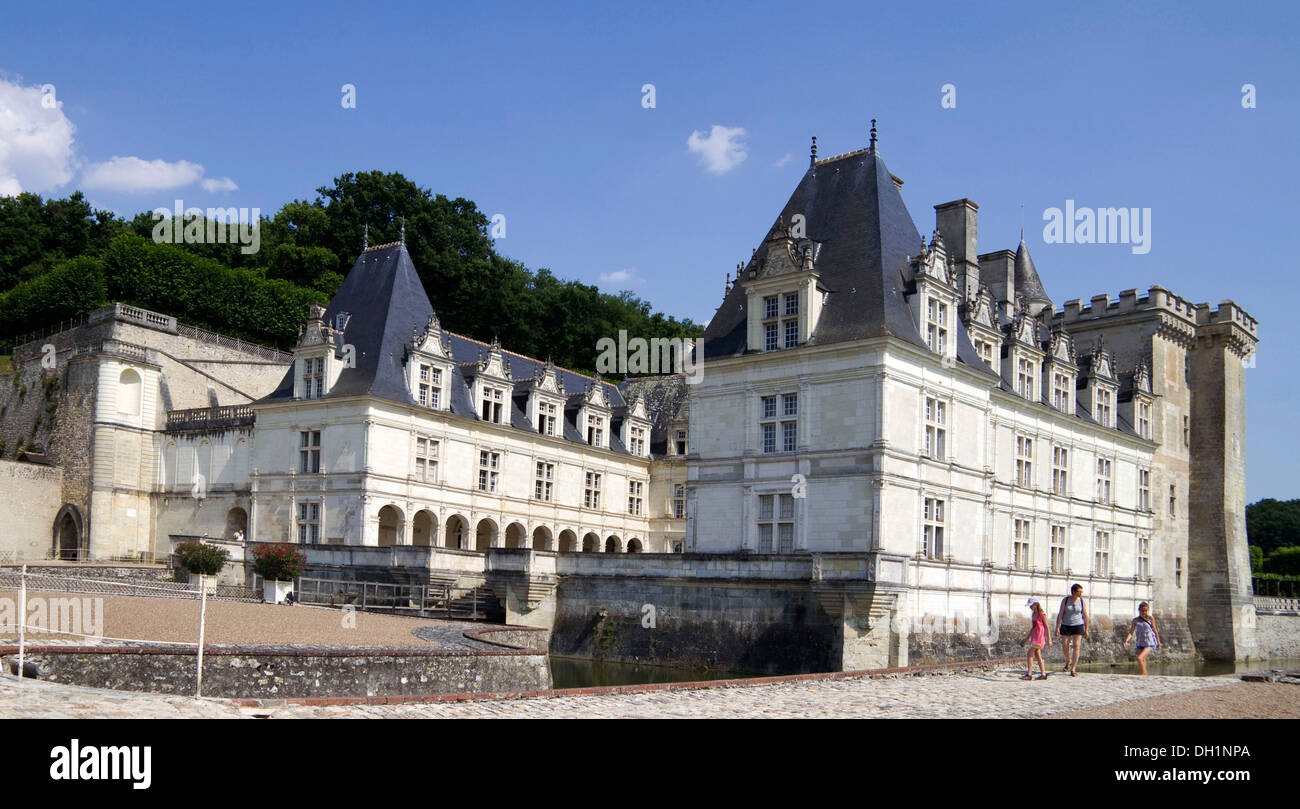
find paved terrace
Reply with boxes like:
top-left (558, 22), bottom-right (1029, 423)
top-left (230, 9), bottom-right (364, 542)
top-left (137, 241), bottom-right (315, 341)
top-left (4, 667), bottom-right (1287, 719)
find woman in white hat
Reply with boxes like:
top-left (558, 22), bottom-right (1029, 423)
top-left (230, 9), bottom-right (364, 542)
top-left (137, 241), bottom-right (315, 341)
top-left (1020, 597), bottom-right (1051, 680)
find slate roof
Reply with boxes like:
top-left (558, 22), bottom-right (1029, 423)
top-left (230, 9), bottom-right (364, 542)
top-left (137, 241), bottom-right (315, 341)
top-left (1014, 238), bottom-right (1050, 305)
top-left (261, 243), bottom-right (631, 452)
top-left (702, 143), bottom-right (992, 376)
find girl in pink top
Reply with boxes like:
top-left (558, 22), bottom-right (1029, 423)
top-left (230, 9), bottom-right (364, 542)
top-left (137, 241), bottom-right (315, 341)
top-left (1020, 599), bottom-right (1052, 680)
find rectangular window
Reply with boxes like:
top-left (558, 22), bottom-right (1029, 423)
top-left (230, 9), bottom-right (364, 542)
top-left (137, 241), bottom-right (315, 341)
top-left (1137, 536), bottom-right (1150, 579)
top-left (1053, 372), bottom-right (1071, 413)
top-left (926, 298), bottom-right (948, 354)
top-left (415, 437), bottom-right (438, 483)
top-left (1013, 518), bottom-right (1031, 570)
top-left (1169, 485), bottom-right (1176, 517)
top-left (923, 497), bottom-right (945, 559)
top-left (1017, 356), bottom-right (1035, 400)
top-left (764, 296), bottom-right (778, 319)
top-left (1096, 458), bottom-right (1112, 504)
top-left (1176, 556), bottom-right (1182, 588)
top-left (299, 430), bottom-right (321, 474)
top-left (628, 480), bottom-right (644, 516)
top-left (481, 386), bottom-right (504, 423)
top-left (783, 318), bottom-right (798, 349)
top-left (674, 430), bottom-right (687, 455)
top-left (586, 414), bottom-right (605, 448)
top-left (760, 394), bottom-right (797, 454)
top-left (1183, 415), bottom-right (1190, 447)
top-left (1095, 388), bottom-right (1112, 427)
top-left (1094, 530), bottom-right (1110, 576)
top-left (418, 365), bottom-right (442, 409)
top-left (477, 449), bottom-right (500, 493)
top-left (584, 471), bottom-right (602, 509)
top-left (757, 493), bottom-right (795, 554)
top-left (764, 322), bottom-right (778, 352)
top-left (302, 357), bottom-right (325, 399)
top-left (924, 397), bottom-right (946, 460)
top-left (673, 484), bottom-right (685, 519)
top-left (1050, 525), bottom-right (1067, 573)
top-left (537, 400), bottom-right (557, 436)
top-left (534, 461), bottom-right (554, 501)
top-left (1016, 435), bottom-right (1034, 487)
top-left (629, 425), bottom-right (646, 456)
top-left (784, 293), bottom-right (799, 316)
top-left (296, 501), bottom-right (320, 544)
top-left (1052, 446), bottom-right (1069, 495)
top-left (1138, 469), bottom-right (1151, 511)
top-left (1137, 401), bottom-right (1151, 440)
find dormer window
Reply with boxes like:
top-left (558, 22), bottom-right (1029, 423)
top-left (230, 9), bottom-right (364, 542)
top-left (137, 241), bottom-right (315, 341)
top-left (538, 400), bottom-right (558, 436)
top-left (1052, 372), bottom-right (1071, 413)
top-left (481, 386), bottom-right (505, 423)
top-left (302, 357), bottom-right (325, 399)
top-left (760, 293), bottom-right (801, 351)
top-left (629, 426), bottom-right (646, 456)
top-left (675, 430), bottom-right (687, 455)
top-left (1017, 357), bottom-right (1035, 400)
top-left (975, 340), bottom-right (995, 365)
top-left (586, 413), bottom-right (605, 448)
top-left (1137, 400), bottom-right (1151, 439)
top-left (926, 298), bottom-right (949, 354)
top-left (1095, 388), bottom-right (1113, 427)
top-left (417, 364), bottom-right (443, 409)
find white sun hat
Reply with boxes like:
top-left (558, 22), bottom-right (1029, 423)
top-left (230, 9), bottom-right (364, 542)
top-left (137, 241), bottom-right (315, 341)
top-left (1025, 597), bottom-right (1040, 607)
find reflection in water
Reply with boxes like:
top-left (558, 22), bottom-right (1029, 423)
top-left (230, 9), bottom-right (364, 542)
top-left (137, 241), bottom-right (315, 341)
top-left (1077, 657), bottom-right (1300, 677)
top-left (549, 657), bottom-right (758, 689)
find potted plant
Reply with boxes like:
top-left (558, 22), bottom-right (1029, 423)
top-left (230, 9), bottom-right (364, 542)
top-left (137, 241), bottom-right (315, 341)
top-left (252, 542), bottom-right (306, 604)
top-left (174, 541), bottom-right (229, 594)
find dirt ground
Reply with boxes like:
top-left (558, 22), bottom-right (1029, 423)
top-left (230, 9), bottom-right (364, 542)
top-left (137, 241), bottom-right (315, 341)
top-left (0, 589), bottom-right (447, 647)
top-left (1043, 681), bottom-right (1300, 719)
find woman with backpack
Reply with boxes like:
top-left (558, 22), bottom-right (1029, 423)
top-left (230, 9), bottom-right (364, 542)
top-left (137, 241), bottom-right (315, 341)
top-left (1055, 583), bottom-right (1088, 676)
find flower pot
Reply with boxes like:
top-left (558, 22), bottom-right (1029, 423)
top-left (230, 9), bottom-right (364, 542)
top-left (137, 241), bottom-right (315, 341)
top-left (189, 572), bottom-right (218, 595)
top-left (264, 579), bottom-right (294, 604)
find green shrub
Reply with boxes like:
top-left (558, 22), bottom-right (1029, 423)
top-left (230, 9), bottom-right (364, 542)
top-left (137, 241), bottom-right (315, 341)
top-left (251, 542), bottom-right (306, 581)
top-left (175, 541), bottom-right (230, 576)
top-left (1263, 546), bottom-right (1300, 576)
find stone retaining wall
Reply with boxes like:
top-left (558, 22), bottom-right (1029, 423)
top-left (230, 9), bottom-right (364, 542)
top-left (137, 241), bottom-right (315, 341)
top-left (1255, 613), bottom-right (1300, 659)
top-left (2, 640), bottom-right (549, 698)
top-left (1, 563), bottom-right (172, 581)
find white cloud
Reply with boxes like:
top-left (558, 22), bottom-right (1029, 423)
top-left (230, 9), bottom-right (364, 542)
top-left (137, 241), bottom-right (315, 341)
top-left (773, 153), bottom-right (792, 168)
top-left (200, 176), bottom-right (239, 193)
top-left (81, 156), bottom-right (205, 192)
top-left (0, 77), bottom-right (78, 196)
top-left (599, 268), bottom-right (642, 285)
top-left (686, 125), bottom-right (748, 175)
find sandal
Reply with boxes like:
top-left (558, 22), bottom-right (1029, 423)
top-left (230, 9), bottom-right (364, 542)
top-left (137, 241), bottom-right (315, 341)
top-left (1070, 670), bottom-right (1077, 677)
top-left (1020, 674), bottom-right (1033, 680)
top-left (1036, 674), bottom-right (1048, 680)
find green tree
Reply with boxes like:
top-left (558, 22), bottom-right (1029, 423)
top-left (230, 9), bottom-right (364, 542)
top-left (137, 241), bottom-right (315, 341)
top-left (1246, 498), bottom-right (1300, 554)
top-left (1263, 546), bottom-right (1300, 576)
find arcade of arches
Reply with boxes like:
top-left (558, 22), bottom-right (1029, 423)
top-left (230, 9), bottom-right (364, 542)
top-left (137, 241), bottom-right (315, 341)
top-left (371, 505), bottom-right (642, 552)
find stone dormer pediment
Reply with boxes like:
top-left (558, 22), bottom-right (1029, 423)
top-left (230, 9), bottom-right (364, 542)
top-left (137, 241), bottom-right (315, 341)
top-left (963, 285), bottom-right (998, 330)
top-left (1046, 328), bottom-right (1076, 366)
top-left (409, 313), bottom-right (451, 360)
top-left (1008, 310), bottom-right (1039, 347)
top-left (532, 358), bottom-right (564, 395)
top-left (1132, 358), bottom-right (1152, 395)
top-left (752, 218), bottom-right (819, 281)
top-left (910, 230), bottom-right (953, 287)
top-left (469, 337), bottom-right (512, 384)
top-left (622, 391), bottom-right (649, 422)
top-left (582, 381), bottom-right (609, 411)
top-left (296, 303), bottom-right (340, 349)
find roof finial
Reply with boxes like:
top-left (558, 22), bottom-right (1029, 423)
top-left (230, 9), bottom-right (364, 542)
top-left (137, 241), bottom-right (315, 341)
top-left (870, 119), bottom-right (877, 150)
top-left (810, 135), bottom-right (818, 168)
top-left (400, 217), bottom-right (406, 245)
top-left (1020, 204), bottom-right (1025, 242)
top-left (363, 224), bottom-right (369, 251)
top-left (725, 270), bottom-right (731, 295)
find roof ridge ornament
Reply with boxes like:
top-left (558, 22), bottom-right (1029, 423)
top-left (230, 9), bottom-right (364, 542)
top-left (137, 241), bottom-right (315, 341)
top-left (363, 224), bottom-right (369, 251)
top-left (870, 119), bottom-right (877, 151)
top-left (810, 135), bottom-right (817, 169)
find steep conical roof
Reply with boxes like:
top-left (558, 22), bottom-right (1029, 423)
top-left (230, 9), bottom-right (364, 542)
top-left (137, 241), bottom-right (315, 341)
top-left (1014, 237), bottom-right (1050, 306)
top-left (702, 140), bottom-right (988, 374)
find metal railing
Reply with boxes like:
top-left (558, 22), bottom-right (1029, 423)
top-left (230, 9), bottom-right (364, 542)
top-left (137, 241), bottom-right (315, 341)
top-left (0, 569), bottom-right (259, 602)
top-left (295, 577), bottom-right (496, 620)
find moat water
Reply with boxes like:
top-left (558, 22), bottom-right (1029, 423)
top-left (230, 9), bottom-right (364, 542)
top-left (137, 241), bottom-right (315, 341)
top-left (549, 657), bottom-right (757, 688)
top-left (1076, 656), bottom-right (1300, 677)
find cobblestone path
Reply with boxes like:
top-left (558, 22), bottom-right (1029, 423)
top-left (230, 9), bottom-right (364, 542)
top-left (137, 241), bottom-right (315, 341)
top-left (0, 667), bottom-right (1234, 719)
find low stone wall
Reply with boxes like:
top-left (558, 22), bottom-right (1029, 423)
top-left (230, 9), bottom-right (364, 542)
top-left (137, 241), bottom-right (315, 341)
top-left (909, 613), bottom-right (1197, 666)
top-left (2, 563), bottom-right (172, 582)
top-left (3, 639), bottom-right (550, 698)
top-left (1254, 598), bottom-right (1300, 658)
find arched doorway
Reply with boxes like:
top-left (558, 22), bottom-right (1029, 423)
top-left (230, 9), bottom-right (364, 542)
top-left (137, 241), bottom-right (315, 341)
top-left (505, 522), bottom-right (526, 549)
top-left (582, 532), bottom-right (599, 553)
top-left (412, 510), bottom-right (436, 546)
top-left (225, 507), bottom-right (247, 540)
top-left (52, 504), bottom-right (83, 561)
top-left (604, 535), bottom-right (622, 554)
top-left (558, 529), bottom-right (576, 553)
top-left (627, 538), bottom-right (643, 553)
top-left (378, 505), bottom-right (404, 547)
top-left (475, 518), bottom-right (497, 551)
top-left (445, 515), bottom-right (468, 549)
top-left (532, 526), bottom-right (553, 551)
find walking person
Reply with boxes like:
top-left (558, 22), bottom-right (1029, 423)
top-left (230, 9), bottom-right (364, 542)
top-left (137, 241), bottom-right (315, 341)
top-left (1122, 602), bottom-right (1161, 675)
top-left (1055, 583), bottom-right (1088, 676)
top-left (1020, 598), bottom-right (1052, 680)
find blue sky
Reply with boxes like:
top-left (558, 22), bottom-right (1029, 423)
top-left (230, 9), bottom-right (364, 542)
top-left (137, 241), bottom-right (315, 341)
top-left (1, 0), bottom-right (1296, 500)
